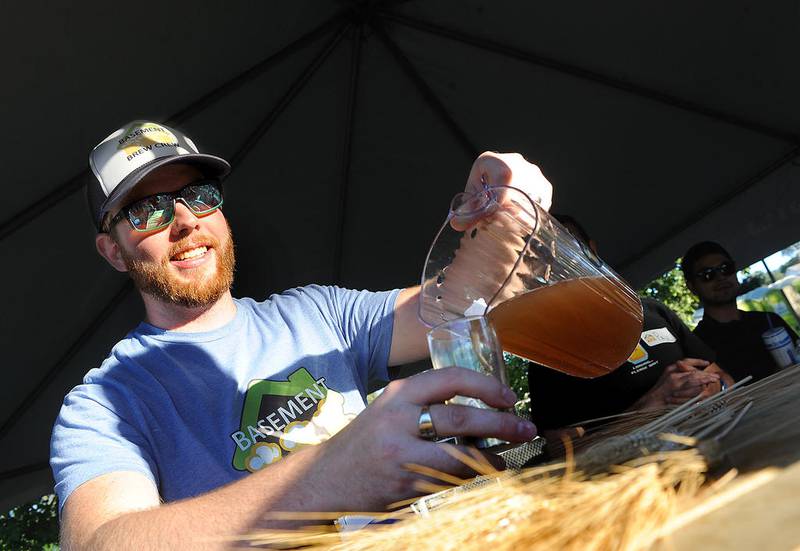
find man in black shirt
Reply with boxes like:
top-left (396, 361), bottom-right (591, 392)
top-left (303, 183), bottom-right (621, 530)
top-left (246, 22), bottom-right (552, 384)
top-left (682, 241), bottom-right (799, 382)
top-left (526, 217), bottom-right (732, 431)
top-left (528, 298), bottom-right (722, 429)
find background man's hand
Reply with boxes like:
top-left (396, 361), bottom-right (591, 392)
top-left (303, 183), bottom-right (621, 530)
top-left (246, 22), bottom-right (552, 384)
top-left (702, 362), bottom-right (735, 390)
top-left (636, 358), bottom-right (720, 409)
top-left (316, 367), bottom-right (537, 512)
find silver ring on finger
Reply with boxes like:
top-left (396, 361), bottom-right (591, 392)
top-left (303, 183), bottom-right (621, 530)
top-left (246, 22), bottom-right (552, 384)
top-left (418, 405), bottom-right (438, 441)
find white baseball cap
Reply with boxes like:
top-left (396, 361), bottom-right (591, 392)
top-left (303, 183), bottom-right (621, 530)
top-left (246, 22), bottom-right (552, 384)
top-left (87, 120), bottom-right (231, 230)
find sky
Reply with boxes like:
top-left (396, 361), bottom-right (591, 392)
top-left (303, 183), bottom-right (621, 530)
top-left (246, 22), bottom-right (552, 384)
top-left (742, 238), bottom-right (800, 281)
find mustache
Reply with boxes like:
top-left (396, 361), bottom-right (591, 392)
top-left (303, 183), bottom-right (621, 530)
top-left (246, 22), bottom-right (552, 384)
top-left (166, 234), bottom-right (221, 261)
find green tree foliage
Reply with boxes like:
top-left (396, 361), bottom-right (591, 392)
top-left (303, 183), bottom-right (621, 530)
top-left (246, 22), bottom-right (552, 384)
top-left (504, 353), bottom-right (531, 418)
top-left (639, 261), bottom-right (699, 326)
top-left (0, 495), bottom-right (59, 551)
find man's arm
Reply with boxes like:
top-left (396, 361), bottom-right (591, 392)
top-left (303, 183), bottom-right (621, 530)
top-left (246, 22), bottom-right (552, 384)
top-left (63, 442), bottom-right (361, 550)
top-left (387, 152), bottom-right (554, 366)
top-left (61, 368), bottom-right (536, 550)
top-left (388, 285), bottom-right (429, 366)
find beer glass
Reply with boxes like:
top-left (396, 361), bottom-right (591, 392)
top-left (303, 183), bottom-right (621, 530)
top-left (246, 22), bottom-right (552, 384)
top-left (420, 183), bottom-right (643, 379)
top-left (427, 315), bottom-right (509, 449)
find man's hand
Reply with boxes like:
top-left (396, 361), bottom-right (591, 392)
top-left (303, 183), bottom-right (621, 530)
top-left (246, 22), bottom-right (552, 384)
top-left (635, 358), bottom-right (721, 409)
top-left (389, 151), bottom-right (555, 365)
top-left (62, 367), bottom-right (536, 550)
top-left (318, 367), bottom-right (537, 511)
top-left (465, 152), bottom-right (553, 210)
top-left (702, 362), bottom-right (735, 390)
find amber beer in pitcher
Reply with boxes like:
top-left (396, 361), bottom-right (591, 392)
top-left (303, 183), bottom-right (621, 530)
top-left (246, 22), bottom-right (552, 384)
top-left (420, 183), bottom-right (643, 379)
top-left (488, 276), bottom-right (643, 378)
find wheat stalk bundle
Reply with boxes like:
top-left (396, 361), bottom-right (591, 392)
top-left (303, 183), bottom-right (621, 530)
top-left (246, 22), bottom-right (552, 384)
top-left (231, 366), bottom-right (800, 549)
top-left (236, 447), bottom-right (708, 550)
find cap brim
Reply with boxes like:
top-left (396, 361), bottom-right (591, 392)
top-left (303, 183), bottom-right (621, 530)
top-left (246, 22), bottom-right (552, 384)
top-left (98, 153), bottom-right (231, 226)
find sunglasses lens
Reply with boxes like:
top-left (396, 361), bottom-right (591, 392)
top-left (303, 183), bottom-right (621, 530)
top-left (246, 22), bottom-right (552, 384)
top-left (698, 269), bottom-right (714, 282)
top-left (181, 182), bottom-right (223, 214)
top-left (720, 262), bottom-right (735, 276)
top-left (696, 261), bottom-right (736, 282)
top-left (128, 195), bottom-right (175, 231)
top-left (119, 181), bottom-right (222, 232)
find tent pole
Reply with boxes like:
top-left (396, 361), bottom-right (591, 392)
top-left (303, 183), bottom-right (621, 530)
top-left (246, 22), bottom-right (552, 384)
top-left (0, 281), bottom-right (133, 442)
top-left (334, 23), bottom-right (365, 285)
top-left (0, 12), bottom-right (348, 243)
top-left (229, 22), bottom-right (352, 169)
top-left (369, 18), bottom-right (478, 159)
top-left (381, 11), bottom-right (800, 145)
top-left (168, 13), bottom-right (348, 126)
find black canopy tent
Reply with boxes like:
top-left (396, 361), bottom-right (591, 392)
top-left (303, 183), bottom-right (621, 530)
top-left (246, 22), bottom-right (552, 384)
top-left (2, 0), bottom-right (800, 511)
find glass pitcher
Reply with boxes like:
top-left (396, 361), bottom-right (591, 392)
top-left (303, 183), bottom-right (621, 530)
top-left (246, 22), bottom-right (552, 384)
top-left (419, 183), bottom-right (643, 379)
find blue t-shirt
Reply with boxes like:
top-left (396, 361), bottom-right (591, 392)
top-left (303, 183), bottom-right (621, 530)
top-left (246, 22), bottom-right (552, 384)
top-left (50, 285), bottom-right (399, 512)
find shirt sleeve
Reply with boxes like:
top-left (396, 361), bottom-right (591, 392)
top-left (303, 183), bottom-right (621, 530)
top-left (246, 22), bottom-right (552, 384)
top-left (50, 384), bottom-right (158, 515)
top-left (301, 285), bottom-right (400, 392)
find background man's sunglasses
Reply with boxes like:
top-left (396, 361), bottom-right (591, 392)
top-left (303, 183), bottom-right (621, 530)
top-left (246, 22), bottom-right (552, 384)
top-left (108, 180), bottom-right (223, 233)
top-left (695, 261), bottom-right (736, 282)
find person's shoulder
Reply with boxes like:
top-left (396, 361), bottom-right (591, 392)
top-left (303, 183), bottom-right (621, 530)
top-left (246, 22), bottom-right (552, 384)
top-left (253, 285), bottom-right (353, 316)
top-left (269, 285), bottom-right (387, 305)
top-left (640, 297), bottom-right (684, 325)
top-left (82, 328), bottom-right (149, 384)
top-left (740, 309), bottom-right (763, 318)
top-left (741, 310), bottom-right (778, 324)
top-left (245, 285), bottom-right (325, 308)
top-left (60, 337), bottom-right (147, 412)
top-left (759, 310), bottom-right (796, 331)
top-left (640, 297), bottom-right (668, 315)
top-left (764, 310), bottom-right (785, 322)
top-left (692, 317), bottom-right (711, 335)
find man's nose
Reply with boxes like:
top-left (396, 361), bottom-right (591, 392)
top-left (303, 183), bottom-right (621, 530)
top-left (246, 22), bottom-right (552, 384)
top-left (170, 200), bottom-right (198, 235)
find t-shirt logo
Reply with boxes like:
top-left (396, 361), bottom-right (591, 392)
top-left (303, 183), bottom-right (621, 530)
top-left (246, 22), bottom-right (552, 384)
top-left (627, 343), bottom-right (649, 365)
top-left (641, 328), bottom-right (677, 347)
top-left (230, 367), bottom-right (355, 472)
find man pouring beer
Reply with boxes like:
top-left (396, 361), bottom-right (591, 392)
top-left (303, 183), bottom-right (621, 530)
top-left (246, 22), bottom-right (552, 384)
top-left (50, 120), bottom-right (549, 549)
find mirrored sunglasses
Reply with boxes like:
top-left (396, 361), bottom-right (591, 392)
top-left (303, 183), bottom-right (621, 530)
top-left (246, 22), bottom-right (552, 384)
top-left (695, 261), bottom-right (736, 282)
top-left (108, 180), bottom-right (223, 233)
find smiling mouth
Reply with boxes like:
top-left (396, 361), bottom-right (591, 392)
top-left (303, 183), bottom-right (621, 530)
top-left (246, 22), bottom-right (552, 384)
top-left (171, 245), bottom-right (210, 262)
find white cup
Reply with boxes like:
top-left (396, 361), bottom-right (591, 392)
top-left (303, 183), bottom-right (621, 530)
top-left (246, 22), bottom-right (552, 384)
top-left (762, 327), bottom-right (798, 369)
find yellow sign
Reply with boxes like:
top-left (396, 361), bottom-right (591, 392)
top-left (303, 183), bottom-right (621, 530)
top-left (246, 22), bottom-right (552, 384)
top-left (627, 343), bottom-right (648, 364)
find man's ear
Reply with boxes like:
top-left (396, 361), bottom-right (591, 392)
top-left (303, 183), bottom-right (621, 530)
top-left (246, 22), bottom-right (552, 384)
top-left (686, 278), bottom-right (698, 296)
top-left (95, 233), bottom-right (129, 273)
